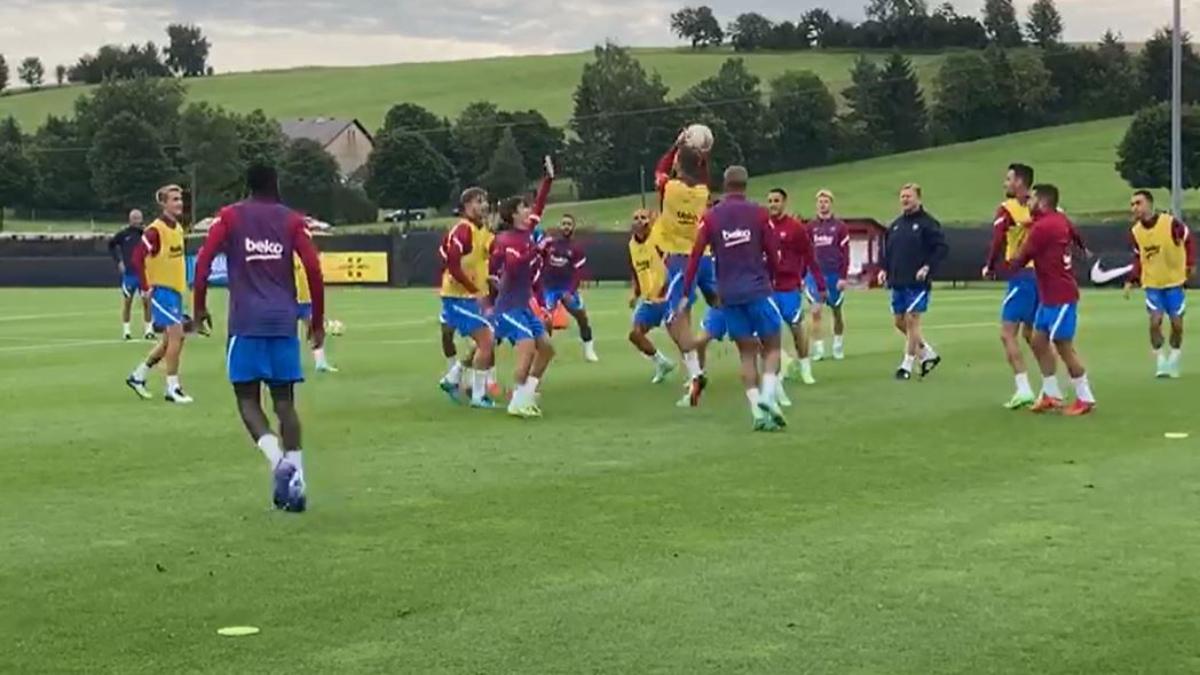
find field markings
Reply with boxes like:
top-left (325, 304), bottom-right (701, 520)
top-left (0, 339), bottom-right (127, 354)
top-left (0, 310), bottom-right (111, 322)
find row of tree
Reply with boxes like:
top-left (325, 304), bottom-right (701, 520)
top-left (0, 24), bottom-right (211, 93)
top-left (672, 0), bottom-right (1062, 52)
top-left (0, 77), bottom-right (371, 224)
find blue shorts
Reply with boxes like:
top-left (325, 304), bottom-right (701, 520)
top-left (149, 287), bottom-right (184, 330)
top-left (120, 273), bottom-right (140, 298)
top-left (1146, 287), bottom-right (1186, 318)
top-left (891, 286), bottom-right (930, 315)
top-left (440, 297), bottom-right (491, 338)
top-left (226, 335), bottom-right (304, 385)
top-left (772, 290), bottom-right (804, 326)
top-left (702, 307), bottom-right (728, 341)
top-left (632, 300), bottom-right (669, 328)
top-left (1001, 274), bottom-right (1039, 325)
top-left (805, 273), bottom-right (844, 308)
top-left (494, 307), bottom-right (546, 345)
top-left (297, 302), bottom-right (313, 321)
top-left (543, 287), bottom-right (584, 312)
top-left (663, 254), bottom-right (717, 319)
top-left (696, 255), bottom-right (717, 302)
top-left (1035, 303), bottom-right (1079, 342)
top-left (724, 298), bottom-right (784, 341)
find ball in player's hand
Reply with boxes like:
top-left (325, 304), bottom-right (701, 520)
top-left (681, 124), bottom-right (714, 153)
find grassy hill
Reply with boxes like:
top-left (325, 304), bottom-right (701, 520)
top-left (0, 49), bottom-right (952, 132)
top-left (541, 116), bottom-right (1173, 228)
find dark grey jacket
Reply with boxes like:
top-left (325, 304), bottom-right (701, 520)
top-left (883, 207), bottom-right (949, 288)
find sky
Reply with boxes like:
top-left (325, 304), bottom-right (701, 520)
top-left (1, 0), bottom-right (1197, 73)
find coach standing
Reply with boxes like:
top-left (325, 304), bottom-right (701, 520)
top-left (879, 183), bottom-right (949, 380)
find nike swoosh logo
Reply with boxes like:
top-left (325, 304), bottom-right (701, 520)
top-left (1091, 261), bottom-right (1133, 284)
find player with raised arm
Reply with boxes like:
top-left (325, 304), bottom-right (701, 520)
top-left (1126, 190), bottom-right (1195, 378)
top-left (193, 165), bottom-right (326, 512)
top-left (806, 190), bottom-right (851, 361)
top-left (540, 213), bottom-right (599, 362)
top-left (680, 166), bottom-right (785, 431)
top-left (767, 188), bottom-right (825, 393)
top-left (880, 184), bottom-right (949, 381)
top-left (983, 163), bottom-right (1040, 409)
top-left (627, 209), bottom-right (677, 384)
top-left (1010, 184), bottom-right (1096, 416)
top-left (108, 209), bottom-right (154, 340)
top-left (437, 187), bottom-right (499, 409)
top-left (491, 159), bottom-right (557, 418)
top-left (654, 130), bottom-right (714, 405)
top-left (125, 185), bottom-right (194, 404)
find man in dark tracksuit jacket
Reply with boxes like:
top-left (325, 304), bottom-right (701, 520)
top-left (880, 184), bottom-right (949, 380)
top-left (107, 209), bottom-right (153, 340)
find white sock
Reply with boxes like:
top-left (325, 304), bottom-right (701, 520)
top-left (745, 387), bottom-right (761, 412)
top-left (256, 434), bottom-right (284, 468)
top-left (486, 367), bottom-right (497, 386)
top-left (1170, 348), bottom-right (1182, 365)
top-left (901, 354), bottom-right (915, 372)
top-left (833, 335), bottom-right (844, 349)
top-left (813, 340), bottom-right (824, 353)
top-left (800, 357), bottom-right (813, 376)
top-left (1042, 376), bottom-right (1063, 399)
top-left (527, 376), bottom-right (540, 395)
top-left (1072, 374), bottom-right (1095, 403)
top-left (584, 339), bottom-right (595, 350)
top-left (144, 322), bottom-right (154, 334)
top-left (761, 373), bottom-right (779, 404)
top-left (122, 321), bottom-right (131, 335)
top-left (166, 374), bottom-right (180, 391)
top-left (683, 351), bottom-right (702, 378)
top-left (445, 360), bottom-right (463, 384)
top-left (313, 347), bottom-right (327, 365)
top-left (132, 362), bottom-right (150, 381)
top-left (1015, 372), bottom-right (1033, 398)
top-left (652, 350), bottom-right (670, 366)
top-left (471, 369), bottom-right (487, 402)
top-left (921, 343), bottom-right (938, 360)
top-left (284, 450), bottom-right (304, 481)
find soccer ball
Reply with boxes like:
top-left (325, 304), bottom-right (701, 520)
top-left (325, 319), bottom-right (345, 337)
top-left (682, 123), bottom-right (714, 152)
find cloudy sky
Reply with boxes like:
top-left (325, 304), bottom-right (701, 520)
top-left (1, 0), bottom-right (1197, 73)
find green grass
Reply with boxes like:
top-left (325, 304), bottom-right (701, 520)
top-left (0, 48), bottom-right (953, 131)
top-left (3, 285), bottom-right (1200, 673)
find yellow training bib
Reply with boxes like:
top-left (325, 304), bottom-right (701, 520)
top-left (629, 236), bottom-right (667, 300)
top-left (145, 219), bottom-right (186, 294)
top-left (1133, 213), bottom-right (1188, 289)
top-left (1002, 198), bottom-right (1033, 267)
top-left (655, 179), bottom-right (710, 255)
top-left (440, 220), bottom-right (491, 299)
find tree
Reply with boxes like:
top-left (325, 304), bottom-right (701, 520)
top-left (500, 110), bottom-right (565, 181)
top-left (0, 116), bottom-right (21, 146)
top-left (1008, 49), bottom-right (1057, 129)
top-left (929, 3), bottom-right (988, 48)
top-left (380, 102), bottom-right (455, 164)
top-left (179, 102), bottom-right (245, 217)
top-left (365, 132), bottom-right (454, 209)
top-left (768, 71), bottom-right (835, 170)
top-left (30, 116), bottom-right (98, 210)
top-left (0, 55), bottom-right (8, 94)
top-left (1117, 104), bottom-right (1200, 189)
top-left (54, 64), bottom-right (66, 86)
top-left (1095, 31), bottom-right (1140, 116)
top-left (728, 13), bottom-right (774, 52)
top-left (1026, 0), bottom-right (1063, 47)
top-left (234, 109), bottom-right (287, 169)
top-left (0, 140), bottom-right (33, 220)
top-left (866, 0), bottom-right (928, 23)
top-left (18, 57), bottom-right (44, 88)
top-left (88, 112), bottom-right (176, 210)
top-left (1139, 28), bottom-right (1200, 104)
top-left (166, 24), bottom-right (211, 77)
top-left (279, 139), bottom-right (340, 220)
top-left (74, 76), bottom-right (185, 144)
top-left (932, 52), bottom-right (1007, 142)
top-left (452, 101), bottom-right (504, 187)
top-left (480, 128), bottom-right (529, 199)
top-left (670, 6), bottom-right (724, 48)
top-left (841, 56), bottom-right (886, 156)
top-left (683, 58), bottom-right (769, 167)
top-left (982, 0), bottom-right (1023, 47)
top-left (875, 53), bottom-right (929, 151)
top-left (568, 43), bottom-right (672, 199)
top-left (68, 42), bottom-right (170, 83)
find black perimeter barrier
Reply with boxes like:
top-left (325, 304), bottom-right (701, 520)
top-left (0, 223), bottom-right (1158, 289)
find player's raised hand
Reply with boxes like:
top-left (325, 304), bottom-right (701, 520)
top-left (543, 155), bottom-right (555, 179)
top-left (308, 320), bottom-right (326, 350)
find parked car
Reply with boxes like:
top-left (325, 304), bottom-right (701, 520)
top-left (383, 208), bottom-right (428, 223)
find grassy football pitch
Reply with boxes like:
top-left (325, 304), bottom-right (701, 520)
top-left (3, 285), bottom-right (1199, 674)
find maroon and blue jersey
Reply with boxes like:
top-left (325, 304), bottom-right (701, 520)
top-left (540, 236), bottom-right (586, 291)
top-left (491, 229), bottom-right (542, 314)
top-left (683, 193), bottom-right (778, 305)
top-left (193, 199), bottom-right (324, 336)
top-left (808, 217), bottom-right (851, 277)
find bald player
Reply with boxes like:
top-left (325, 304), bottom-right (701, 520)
top-left (108, 209), bottom-right (154, 340)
